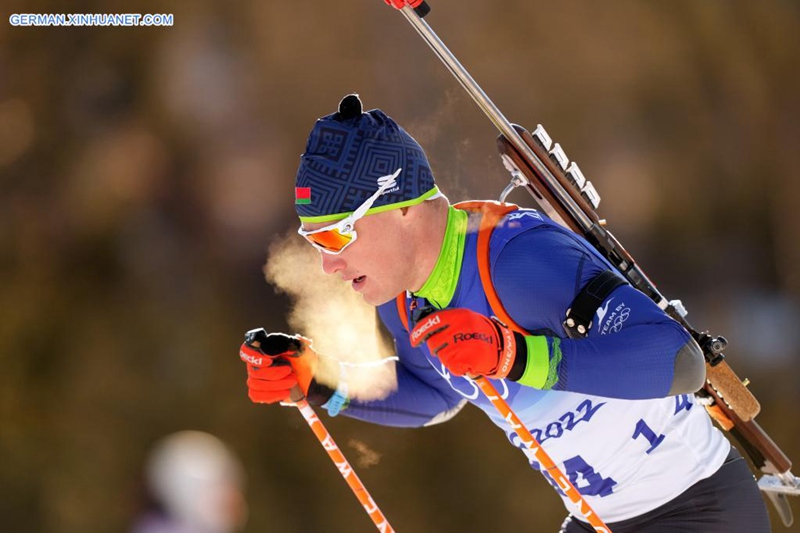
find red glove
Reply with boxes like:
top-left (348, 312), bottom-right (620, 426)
top-left (410, 308), bottom-right (520, 379)
top-left (382, 0), bottom-right (424, 10)
top-left (239, 329), bottom-right (316, 404)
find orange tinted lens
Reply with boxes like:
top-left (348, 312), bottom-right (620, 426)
top-left (305, 229), bottom-right (352, 252)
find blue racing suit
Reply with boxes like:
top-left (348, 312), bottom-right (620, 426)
top-left (331, 205), bottom-right (733, 524)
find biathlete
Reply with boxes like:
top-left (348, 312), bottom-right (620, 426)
top-left (239, 94), bottom-right (771, 532)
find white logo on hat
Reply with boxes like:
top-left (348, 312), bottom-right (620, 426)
top-left (377, 172), bottom-right (400, 195)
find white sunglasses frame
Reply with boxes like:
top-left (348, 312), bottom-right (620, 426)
top-left (298, 168), bottom-right (402, 255)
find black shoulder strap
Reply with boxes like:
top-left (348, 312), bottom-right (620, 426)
top-left (563, 270), bottom-right (626, 338)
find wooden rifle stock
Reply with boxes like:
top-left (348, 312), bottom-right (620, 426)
top-left (496, 124), bottom-right (791, 477)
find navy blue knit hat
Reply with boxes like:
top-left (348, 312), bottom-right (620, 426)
top-left (295, 94), bottom-right (439, 222)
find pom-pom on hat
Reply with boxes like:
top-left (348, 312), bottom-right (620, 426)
top-left (295, 94), bottom-right (439, 222)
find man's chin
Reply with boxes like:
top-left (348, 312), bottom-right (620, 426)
top-left (360, 290), bottom-right (395, 307)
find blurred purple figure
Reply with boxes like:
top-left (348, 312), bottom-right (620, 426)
top-left (132, 431), bottom-right (248, 533)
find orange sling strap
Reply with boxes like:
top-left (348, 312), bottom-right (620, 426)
top-left (395, 201), bottom-right (528, 335)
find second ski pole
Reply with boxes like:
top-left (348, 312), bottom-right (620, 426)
top-left (474, 377), bottom-right (611, 533)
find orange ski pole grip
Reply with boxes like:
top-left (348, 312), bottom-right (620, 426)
top-left (474, 377), bottom-right (612, 533)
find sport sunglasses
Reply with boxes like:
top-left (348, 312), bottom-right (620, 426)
top-left (298, 168), bottom-right (402, 255)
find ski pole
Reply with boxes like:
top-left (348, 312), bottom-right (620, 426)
top-left (474, 377), bottom-right (611, 533)
top-left (409, 302), bottom-right (610, 530)
top-left (245, 333), bottom-right (394, 532)
top-left (284, 391), bottom-right (395, 533)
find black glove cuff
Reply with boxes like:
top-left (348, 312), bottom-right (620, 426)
top-left (306, 378), bottom-right (336, 407)
top-left (506, 331), bottom-right (529, 382)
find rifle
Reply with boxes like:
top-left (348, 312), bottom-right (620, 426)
top-left (386, 1), bottom-right (800, 527)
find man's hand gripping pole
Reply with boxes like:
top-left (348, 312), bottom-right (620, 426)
top-left (409, 305), bottom-right (611, 532)
top-left (244, 331), bottom-right (395, 533)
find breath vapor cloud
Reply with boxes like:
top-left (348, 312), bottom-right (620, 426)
top-left (264, 234), bottom-right (397, 402)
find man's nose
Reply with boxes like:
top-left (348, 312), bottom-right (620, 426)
top-left (320, 251), bottom-right (345, 275)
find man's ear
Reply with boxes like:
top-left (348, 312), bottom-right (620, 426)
top-left (400, 202), bottom-right (427, 217)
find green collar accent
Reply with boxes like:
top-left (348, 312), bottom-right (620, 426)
top-left (414, 206), bottom-right (468, 309)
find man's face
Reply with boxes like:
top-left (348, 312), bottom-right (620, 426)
top-left (300, 209), bottom-right (412, 306)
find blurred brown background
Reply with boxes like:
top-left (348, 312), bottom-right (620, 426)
top-left (1, 0), bottom-right (799, 531)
